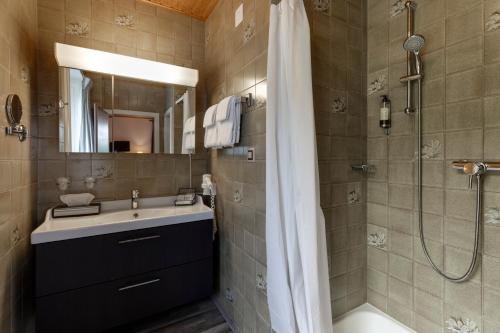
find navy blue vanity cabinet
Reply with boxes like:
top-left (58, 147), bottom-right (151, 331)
top-left (34, 219), bottom-right (213, 333)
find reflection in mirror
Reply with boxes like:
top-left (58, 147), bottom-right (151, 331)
top-left (111, 76), bottom-right (196, 154)
top-left (59, 69), bottom-right (196, 154)
top-left (174, 86), bottom-right (196, 154)
top-left (59, 68), bottom-right (112, 153)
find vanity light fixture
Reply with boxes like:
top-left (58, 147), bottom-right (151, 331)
top-left (54, 43), bottom-right (199, 87)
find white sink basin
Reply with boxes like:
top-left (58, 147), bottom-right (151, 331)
top-left (31, 196), bottom-right (213, 244)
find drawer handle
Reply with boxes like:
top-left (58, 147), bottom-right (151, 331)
top-left (118, 278), bottom-right (160, 292)
top-left (118, 235), bottom-right (160, 244)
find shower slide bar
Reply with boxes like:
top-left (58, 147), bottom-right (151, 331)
top-left (404, 1), bottom-right (417, 114)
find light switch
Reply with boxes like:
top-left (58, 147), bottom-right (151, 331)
top-left (235, 3), bottom-right (243, 27)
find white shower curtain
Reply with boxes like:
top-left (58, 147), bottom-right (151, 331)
top-left (266, 1), bottom-right (333, 332)
top-left (80, 75), bottom-right (95, 152)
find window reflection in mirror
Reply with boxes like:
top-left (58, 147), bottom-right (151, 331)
top-left (59, 68), bottom-right (112, 153)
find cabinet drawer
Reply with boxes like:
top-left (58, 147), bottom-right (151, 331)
top-left (36, 258), bottom-right (213, 333)
top-left (36, 220), bottom-right (212, 297)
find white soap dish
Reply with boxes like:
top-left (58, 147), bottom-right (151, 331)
top-left (60, 193), bottom-right (95, 207)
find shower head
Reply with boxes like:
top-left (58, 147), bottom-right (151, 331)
top-left (404, 34), bottom-right (425, 75)
top-left (403, 34), bottom-right (425, 53)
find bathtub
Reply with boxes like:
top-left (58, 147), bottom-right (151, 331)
top-left (332, 303), bottom-right (416, 333)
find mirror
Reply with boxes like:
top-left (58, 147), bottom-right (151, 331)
top-left (5, 94), bottom-right (28, 142)
top-left (59, 69), bottom-right (196, 154)
top-left (55, 43), bottom-right (199, 154)
top-left (6, 94), bottom-right (22, 124)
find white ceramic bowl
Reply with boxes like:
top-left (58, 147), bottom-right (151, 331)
top-left (60, 193), bottom-right (95, 207)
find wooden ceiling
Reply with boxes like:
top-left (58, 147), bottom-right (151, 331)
top-left (141, 0), bottom-right (220, 21)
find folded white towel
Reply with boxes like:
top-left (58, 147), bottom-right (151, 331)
top-left (215, 96), bottom-right (234, 121)
top-left (204, 126), bottom-right (218, 148)
top-left (234, 99), bottom-right (241, 144)
top-left (203, 104), bottom-right (218, 128)
top-left (182, 132), bottom-right (195, 153)
top-left (183, 116), bottom-right (195, 134)
top-left (182, 116), bottom-right (196, 153)
top-left (216, 96), bottom-right (241, 147)
top-left (204, 105), bottom-right (219, 148)
top-left (185, 132), bottom-right (195, 150)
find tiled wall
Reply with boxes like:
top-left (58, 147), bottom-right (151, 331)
top-left (0, 0), bottom-right (38, 331)
top-left (204, 0), bottom-right (367, 330)
top-left (310, 0), bottom-right (368, 318)
top-left (366, 0), bottom-right (500, 332)
top-left (204, 0), bottom-right (268, 331)
top-left (36, 0), bottom-right (208, 218)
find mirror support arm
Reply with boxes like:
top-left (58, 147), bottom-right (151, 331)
top-left (5, 124), bottom-right (28, 142)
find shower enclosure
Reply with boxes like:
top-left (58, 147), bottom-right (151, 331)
top-left (400, 1), bottom-right (485, 283)
top-left (362, 0), bottom-right (500, 331)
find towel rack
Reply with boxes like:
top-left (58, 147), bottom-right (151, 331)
top-left (239, 93), bottom-right (253, 108)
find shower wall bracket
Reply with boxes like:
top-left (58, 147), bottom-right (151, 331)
top-left (351, 164), bottom-right (374, 173)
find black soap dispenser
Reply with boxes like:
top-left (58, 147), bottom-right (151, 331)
top-left (379, 95), bottom-right (391, 135)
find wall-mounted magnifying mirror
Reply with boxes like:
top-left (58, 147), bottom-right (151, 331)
top-left (5, 94), bottom-right (28, 141)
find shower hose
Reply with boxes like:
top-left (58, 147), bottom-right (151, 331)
top-left (416, 79), bottom-right (482, 283)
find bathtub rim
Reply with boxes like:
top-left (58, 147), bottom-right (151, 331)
top-left (333, 302), bottom-right (417, 333)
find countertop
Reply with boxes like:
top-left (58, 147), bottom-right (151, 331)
top-left (31, 196), bottom-right (214, 244)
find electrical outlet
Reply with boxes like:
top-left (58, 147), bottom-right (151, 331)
top-left (247, 147), bottom-right (255, 162)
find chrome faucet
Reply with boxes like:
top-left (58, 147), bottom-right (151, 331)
top-left (131, 189), bottom-right (140, 209)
